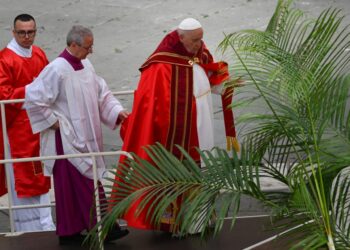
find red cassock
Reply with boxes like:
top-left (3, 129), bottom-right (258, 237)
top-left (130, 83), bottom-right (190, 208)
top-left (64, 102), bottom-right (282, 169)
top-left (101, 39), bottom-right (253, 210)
top-left (0, 46), bottom-right (51, 197)
top-left (114, 31), bottom-right (237, 231)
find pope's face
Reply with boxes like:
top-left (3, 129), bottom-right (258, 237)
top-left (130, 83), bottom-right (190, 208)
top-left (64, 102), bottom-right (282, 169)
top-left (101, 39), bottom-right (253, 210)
top-left (13, 20), bottom-right (36, 49)
top-left (179, 28), bottom-right (203, 55)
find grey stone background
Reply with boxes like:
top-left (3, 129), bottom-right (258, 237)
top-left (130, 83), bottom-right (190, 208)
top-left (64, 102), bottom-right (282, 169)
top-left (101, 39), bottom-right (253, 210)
top-left (1, 0), bottom-right (349, 161)
top-left (1, 0), bottom-right (349, 156)
top-left (0, 0), bottom-right (349, 233)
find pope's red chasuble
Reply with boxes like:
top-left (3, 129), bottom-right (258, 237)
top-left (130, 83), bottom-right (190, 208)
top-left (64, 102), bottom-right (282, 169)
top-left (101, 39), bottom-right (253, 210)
top-left (114, 31), bottom-right (237, 231)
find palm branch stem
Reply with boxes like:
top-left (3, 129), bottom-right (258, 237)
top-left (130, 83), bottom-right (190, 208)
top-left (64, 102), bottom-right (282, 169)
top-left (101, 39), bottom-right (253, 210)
top-left (305, 102), bottom-right (334, 249)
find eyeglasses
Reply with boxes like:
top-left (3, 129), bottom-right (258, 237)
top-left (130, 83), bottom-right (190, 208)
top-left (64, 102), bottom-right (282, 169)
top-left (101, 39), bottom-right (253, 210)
top-left (79, 44), bottom-right (93, 51)
top-left (15, 29), bottom-right (36, 38)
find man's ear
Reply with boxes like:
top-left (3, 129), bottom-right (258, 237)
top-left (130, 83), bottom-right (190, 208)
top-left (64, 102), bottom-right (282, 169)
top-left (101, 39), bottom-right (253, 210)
top-left (179, 34), bottom-right (185, 43)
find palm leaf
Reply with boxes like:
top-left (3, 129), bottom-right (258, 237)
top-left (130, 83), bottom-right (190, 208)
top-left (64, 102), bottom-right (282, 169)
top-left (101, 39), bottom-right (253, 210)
top-left (87, 1), bottom-right (350, 249)
top-left (219, 0), bottom-right (350, 248)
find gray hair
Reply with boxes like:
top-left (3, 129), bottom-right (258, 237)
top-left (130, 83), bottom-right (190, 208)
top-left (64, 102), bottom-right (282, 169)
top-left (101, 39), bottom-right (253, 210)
top-left (66, 25), bottom-right (93, 46)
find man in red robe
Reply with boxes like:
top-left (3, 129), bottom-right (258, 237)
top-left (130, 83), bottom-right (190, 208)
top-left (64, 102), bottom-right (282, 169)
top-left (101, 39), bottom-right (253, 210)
top-left (0, 14), bottom-right (54, 231)
top-left (116, 18), bottom-right (239, 232)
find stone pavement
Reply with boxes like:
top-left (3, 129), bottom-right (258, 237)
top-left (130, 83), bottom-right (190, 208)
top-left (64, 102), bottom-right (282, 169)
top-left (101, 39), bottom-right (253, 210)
top-left (0, 0), bottom-right (349, 234)
top-left (0, 0), bottom-right (349, 164)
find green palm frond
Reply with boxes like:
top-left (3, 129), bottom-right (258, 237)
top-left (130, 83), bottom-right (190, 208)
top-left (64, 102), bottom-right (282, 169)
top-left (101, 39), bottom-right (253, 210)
top-left (87, 1), bottom-right (350, 249)
top-left (86, 143), bottom-right (273, 249)
top-left (219, 0), bottom-right (350, 248)
top-left (331, 167), bottom-right (350, 248)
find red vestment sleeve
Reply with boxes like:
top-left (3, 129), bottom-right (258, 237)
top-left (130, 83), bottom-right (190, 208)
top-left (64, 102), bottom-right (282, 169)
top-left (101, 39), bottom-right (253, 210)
top-left (117, 63), bottom-right (173, 229)
top-left (0, 54), bottom-right (25, 109)
top-left (120, 63), bottom-right (172, 161)
top-left (201, 62), bottom-right (240, 152)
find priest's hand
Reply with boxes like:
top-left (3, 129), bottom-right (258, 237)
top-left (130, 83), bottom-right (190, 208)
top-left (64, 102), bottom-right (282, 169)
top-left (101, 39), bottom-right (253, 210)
top-left (50, 121), bottom-right (60, 130)
top-left (116, 110), bottom-right (130, 125)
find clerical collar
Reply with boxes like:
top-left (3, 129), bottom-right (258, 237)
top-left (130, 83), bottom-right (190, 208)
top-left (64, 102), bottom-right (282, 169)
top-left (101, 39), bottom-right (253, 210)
top-left (7, 38), bottom-right (32, 58)
top-left (59, 48), bottom-right (84, 71)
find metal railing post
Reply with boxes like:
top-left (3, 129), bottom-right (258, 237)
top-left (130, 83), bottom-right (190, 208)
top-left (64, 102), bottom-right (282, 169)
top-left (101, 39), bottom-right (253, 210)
top-left (1, 103), bottom-right (15, 234)
top-left (0, 91), bottom-right (134, 239)
top-left (92, 155), bottom-right (104, 250)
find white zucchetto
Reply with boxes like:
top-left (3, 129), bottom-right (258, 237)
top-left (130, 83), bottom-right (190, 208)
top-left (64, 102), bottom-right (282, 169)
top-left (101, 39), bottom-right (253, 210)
top-left (178, 18), bottom-right (202, 30)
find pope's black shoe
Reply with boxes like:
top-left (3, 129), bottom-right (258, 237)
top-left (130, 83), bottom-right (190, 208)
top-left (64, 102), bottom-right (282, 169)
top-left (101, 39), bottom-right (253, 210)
top-left (59, 233), bottom-right (86, 245)
top-left (104, 224), bottom-right (129, 242)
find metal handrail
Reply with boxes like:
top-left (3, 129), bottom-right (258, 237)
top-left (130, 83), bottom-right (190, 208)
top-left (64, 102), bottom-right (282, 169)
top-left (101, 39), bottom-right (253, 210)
top-left (0, 90), bottom-right (134, 105)
top-left (0, 90), bottom-right (134, 249)
top-left (0, 150), bottom-right (132, 211)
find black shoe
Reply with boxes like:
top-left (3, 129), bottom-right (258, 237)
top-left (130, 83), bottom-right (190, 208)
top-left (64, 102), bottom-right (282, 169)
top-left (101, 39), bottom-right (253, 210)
top-left (104, 225), bottom-right (129, 242)
top-left (59, 233), bottom-right (86, 245)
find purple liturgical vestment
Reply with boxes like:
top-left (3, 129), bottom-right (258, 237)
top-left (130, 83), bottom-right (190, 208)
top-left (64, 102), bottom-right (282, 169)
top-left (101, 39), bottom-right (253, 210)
top-left (53, 129), bottom-right (105, 236)
top-left (25, 47), bottom-right (124, 237)
top-left (52, 49), bottom-right (105, 236)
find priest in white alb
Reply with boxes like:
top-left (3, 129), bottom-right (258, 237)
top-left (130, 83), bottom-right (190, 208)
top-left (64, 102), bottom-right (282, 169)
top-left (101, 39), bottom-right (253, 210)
top-left (25, 25), bottom-right (129, 245)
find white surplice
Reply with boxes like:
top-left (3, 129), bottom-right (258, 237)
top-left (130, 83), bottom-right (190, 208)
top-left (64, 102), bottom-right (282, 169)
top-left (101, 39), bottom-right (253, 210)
top-left (25, 57), bottom-right (124, 180)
